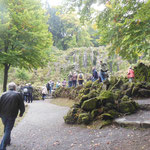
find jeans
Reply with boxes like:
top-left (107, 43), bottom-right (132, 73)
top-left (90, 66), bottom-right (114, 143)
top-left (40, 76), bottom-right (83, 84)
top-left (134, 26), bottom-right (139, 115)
top-left (72, 80), bottom-right (77, 87)
top-left (0, 117), bottom-right (16, 150)
top-left (68, 81), bottom-right (73, 87)
top-left (100, 71), bottom-right (106, 82)
top-left (28, 93), bottom-right (33, 103)
top-left (24, 94), bottom-right (28, 102)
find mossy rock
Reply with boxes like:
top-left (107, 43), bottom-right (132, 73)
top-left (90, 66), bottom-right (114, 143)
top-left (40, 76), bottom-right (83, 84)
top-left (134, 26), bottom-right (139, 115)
top-left (121, 95), bottom-right (129, 101)
top-left (77, 113), bottom-right (91, 125)
top-left (123, 88), bottom-right (132, 97)
top-left (91, 109), bottom-right (100, 119)
top-left (79, 95), bottom-right (89, 106)
top-left (114, 90), bottom-right (123, 100)
top-left (63, 108), bottom-right (78, 124)
top-left (99, 120), bottom-right (112, 129)
top-left (132, 86), bottom-right (140, 97)
top-left (84, 80), bottom-right (92, 88)
top-left (138, 88), bottom-right (150, 98)
top-left (110, 78), bottom-right (124, 90)
top-left (98, 90), bottom-right (114, 105)
top-left (83, 88), bottom-right (90, 95)
top-left (119, 101), bottom-right (137, 114)
top-left (88, 89), bottom-right (98, 99)
top-left (100, 113), bottom-right (114, 120)
top-left (108, 110), bottom-right (120, 118)
top-left (81, 97), bottom-right (100, 111)
top-left (121, 83), bottom-right (129, 91)
top-left (105, 103), bottom-right (115, 109)
top-left (134, 63), bottom-right (150, 82)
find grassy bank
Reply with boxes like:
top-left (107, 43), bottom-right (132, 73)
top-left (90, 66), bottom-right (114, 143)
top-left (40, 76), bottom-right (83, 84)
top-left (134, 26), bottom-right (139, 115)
top-left (50, 98), bottom-right (75, 107)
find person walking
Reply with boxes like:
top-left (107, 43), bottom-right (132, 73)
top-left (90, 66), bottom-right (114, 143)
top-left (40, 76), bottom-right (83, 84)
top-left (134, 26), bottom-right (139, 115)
top-left (42, 86), bottom-right (47, 100)
top-left (99, 61), bottom-right (108, 82)
top-left (62, 79), bottom-right (67, 87)
top-left (127, 66), bottom-right (135, 82)
top-left (28, 83), bottom-right (33, 103)
top-left (72, 72), bottom-right (77, 87)
top-left (78, 72), bottom-right (84, 85)
top-left (92, 67), bottom-right (98, 82)
top-left (0, 82), bottom-right (25, 150)
top-left (46, 82), bottom-right (50, 95)
top-left (23, 84), bottom-right (29, 102)
top-left (68, 71), bottom-right (73, 87)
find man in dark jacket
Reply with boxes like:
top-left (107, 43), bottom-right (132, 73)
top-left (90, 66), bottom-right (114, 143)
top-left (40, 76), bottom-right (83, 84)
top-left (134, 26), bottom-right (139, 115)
top-left (0, 82), bottom-right (25, 150)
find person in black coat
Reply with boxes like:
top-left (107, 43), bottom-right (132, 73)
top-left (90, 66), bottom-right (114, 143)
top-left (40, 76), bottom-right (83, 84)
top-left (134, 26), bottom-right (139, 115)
top-left (0, 82), bottom-right (25, 150)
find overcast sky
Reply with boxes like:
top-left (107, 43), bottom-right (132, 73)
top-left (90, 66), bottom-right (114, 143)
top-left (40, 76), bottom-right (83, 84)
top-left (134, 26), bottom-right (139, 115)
top-left (43, 0), bottom-right (105, 11)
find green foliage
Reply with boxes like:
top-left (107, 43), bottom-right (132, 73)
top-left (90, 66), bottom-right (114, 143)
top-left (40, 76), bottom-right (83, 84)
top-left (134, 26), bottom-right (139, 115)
top-left (0, 0), bottom-right (52, 70)
top-left (15, 68), bottom-right (30, 81)
top-left (47, 7), bottom-right (94, 50)
top-left (97, 0), bottom-right (150, 61)
top-left (65, 0), bottom-right (150, 61)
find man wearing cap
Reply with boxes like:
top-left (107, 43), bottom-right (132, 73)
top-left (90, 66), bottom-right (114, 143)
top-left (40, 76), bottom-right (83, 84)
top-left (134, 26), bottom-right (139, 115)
top-left (0, 82), bottom-right (25, 150)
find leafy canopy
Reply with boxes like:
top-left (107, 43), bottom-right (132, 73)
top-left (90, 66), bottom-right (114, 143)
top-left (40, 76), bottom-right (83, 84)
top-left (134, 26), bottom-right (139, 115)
top-left (65, 0), bottom-right (150, 60)
top-left (0, 0), bottom-right (52, 69)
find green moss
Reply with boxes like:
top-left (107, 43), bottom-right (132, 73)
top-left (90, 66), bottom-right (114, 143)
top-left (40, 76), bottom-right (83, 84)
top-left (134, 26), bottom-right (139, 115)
top-left (63, 108), bottom-right (78, 124)
top-left (88, 89), bottom-right (98, 99)
top-left (119, 101), bottom-right (136, 114)
top-left (98, 90), bottom-right (114, 105)
top-left (100, 113), bottom-right (114, 120)
top-left (99, 120), bottom-right (112, 129)
top-left (121, 95), bottom-right (129, 101)
top-left (91, 109), bottom-right (99, 119)
top-left (84, 80), bottom-right (92, 88)
top-left (77, 113), bottom-right (91, 125)
top-left (108, 110), bottom-right (120, 118)
top-left (81, 97), bottom-right (99, 111)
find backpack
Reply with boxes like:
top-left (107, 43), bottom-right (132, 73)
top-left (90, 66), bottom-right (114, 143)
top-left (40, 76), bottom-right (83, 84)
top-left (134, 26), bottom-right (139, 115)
top-left (79, 74), bottom-right (83, 79)
top-left (23, 88), bottom-right (28, 93)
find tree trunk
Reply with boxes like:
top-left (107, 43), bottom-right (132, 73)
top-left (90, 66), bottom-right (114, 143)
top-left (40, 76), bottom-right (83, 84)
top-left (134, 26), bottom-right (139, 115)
top-left (3, 64), bottom-right (10, 92)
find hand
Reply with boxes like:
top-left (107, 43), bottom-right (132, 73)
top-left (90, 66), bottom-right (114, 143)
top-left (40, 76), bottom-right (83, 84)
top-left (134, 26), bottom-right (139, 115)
top-left (19, 114), bottom-right (23, 117)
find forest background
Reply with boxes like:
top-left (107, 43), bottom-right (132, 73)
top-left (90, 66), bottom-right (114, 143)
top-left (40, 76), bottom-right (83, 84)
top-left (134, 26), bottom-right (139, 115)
top-left (0, 0), bottom-right (150, 92)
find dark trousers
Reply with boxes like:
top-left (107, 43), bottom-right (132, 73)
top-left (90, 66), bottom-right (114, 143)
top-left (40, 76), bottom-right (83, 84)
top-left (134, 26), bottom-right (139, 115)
top-left (42, 94), bottom-right (46, 100)
top-left (0, 117), bottom-right (16, 150)
top-left (72, 80), bottom-right (77, 87)
top-left (24, 94), bottom-right (29, 102)
top-left (78, 80), bottom-right (83, 85)
top-left (28, 93), bottom-right (33, 103)
top-left (68, 81), bottom-right (73, 87)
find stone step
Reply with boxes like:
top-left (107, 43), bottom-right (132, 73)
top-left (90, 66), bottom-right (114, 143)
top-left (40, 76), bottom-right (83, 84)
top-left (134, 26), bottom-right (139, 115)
top-left (114, 110), bottom-right (150, 128)
top-left (135, 99), bottom-right (150, 110)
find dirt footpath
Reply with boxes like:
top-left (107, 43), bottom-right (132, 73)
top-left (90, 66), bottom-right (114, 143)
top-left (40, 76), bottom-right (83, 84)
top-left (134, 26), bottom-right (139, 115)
top-left (4, 100), bottom-right (150, 150)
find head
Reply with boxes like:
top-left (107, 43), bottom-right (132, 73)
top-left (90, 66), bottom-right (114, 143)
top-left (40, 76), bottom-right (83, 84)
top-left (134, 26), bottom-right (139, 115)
top-left (100, 61), bottom-right (103, 64)
top-left (8, 82), bottom-right (16, 91)
top-left (129, 66), bottom-right (132, 69)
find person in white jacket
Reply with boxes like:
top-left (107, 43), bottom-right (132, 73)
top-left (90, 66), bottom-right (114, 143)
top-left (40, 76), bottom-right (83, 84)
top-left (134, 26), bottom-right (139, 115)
top-left (42, 86), bottom-right (47, 100)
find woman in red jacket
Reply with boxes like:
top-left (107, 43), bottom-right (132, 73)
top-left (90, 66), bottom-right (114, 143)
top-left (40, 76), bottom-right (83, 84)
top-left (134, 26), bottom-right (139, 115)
top-left (127, 66), bottom-right (135, 82)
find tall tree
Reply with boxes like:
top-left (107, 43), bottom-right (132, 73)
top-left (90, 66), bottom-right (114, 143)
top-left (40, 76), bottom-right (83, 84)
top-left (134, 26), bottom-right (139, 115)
top-left (65, 0), bottom-right (150, 61)
top-left (47, 6), bottom-right (94, 50)
top-left (0, 0), bottom-right (52, 91)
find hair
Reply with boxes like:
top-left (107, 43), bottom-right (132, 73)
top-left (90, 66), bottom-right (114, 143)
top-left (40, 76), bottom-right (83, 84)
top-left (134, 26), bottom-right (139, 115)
top-left (8, 82), bottom-right (16, 90)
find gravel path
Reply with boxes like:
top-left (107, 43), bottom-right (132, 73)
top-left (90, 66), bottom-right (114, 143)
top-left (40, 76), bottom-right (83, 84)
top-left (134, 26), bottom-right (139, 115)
top-left (2, 99), bottom-right (150, 150)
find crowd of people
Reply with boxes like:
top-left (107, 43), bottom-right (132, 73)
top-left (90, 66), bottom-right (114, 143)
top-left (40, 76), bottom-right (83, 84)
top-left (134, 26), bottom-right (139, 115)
top-left (42, 60), bottom-right (135, 100)
top-left (18, 83), bottom-right (33, 103)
